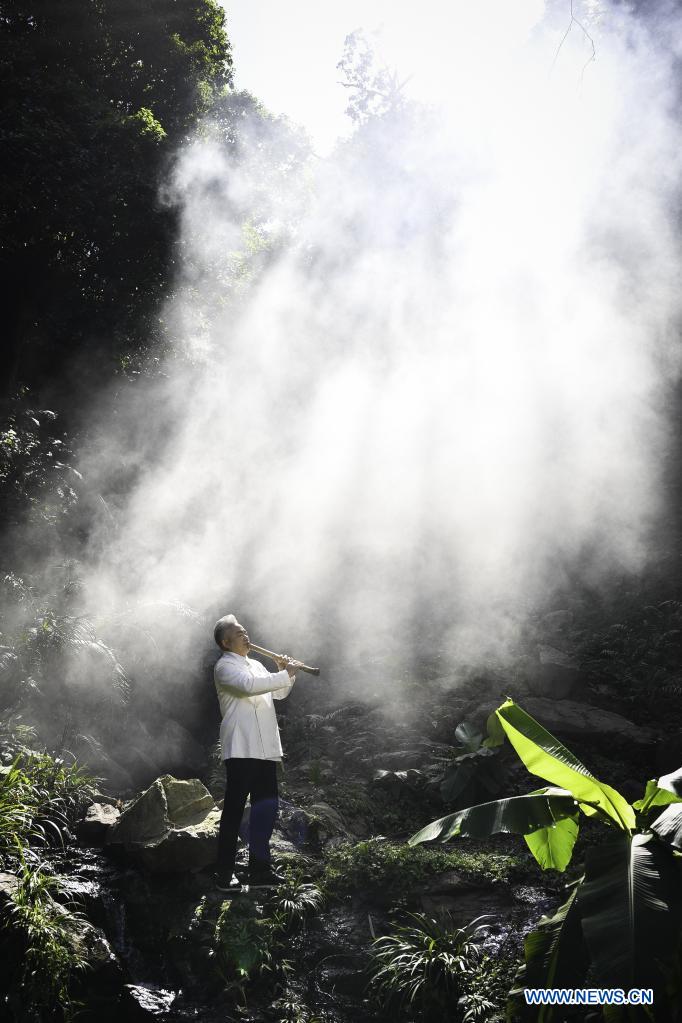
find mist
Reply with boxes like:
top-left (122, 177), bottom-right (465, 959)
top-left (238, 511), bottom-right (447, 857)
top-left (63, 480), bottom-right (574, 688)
top-left (78, 0), bottom-right (681, 686)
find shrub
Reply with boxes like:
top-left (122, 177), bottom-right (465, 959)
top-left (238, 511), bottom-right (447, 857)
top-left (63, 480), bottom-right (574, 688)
top-left (369, 912), bottom-right (487, 1021)
top-left (324, 838), bottom-right (524, 898)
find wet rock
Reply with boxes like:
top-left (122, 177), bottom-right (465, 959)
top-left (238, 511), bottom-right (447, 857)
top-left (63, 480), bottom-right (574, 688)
top-left (316, 953), bottom-right (368, 999)
top-left (107, 775), bottom-right (220, 873)
top-left (0, 871), bottom-right (19, 907)
top-left (78, 802), bottom-right (121, 845)
top-left (125, 983), bottom-right (177, 1017)
top-left (526, 645), bottom-right (582, 699)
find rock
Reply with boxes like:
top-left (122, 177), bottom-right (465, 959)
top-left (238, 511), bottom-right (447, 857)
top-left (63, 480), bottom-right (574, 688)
top-left (78, 802), bottom-right (121, 845)
top-left (0, 871), bottom-right (19, 908)
top-left (125, 984), bottom-right (177, 1018)
top-left (112, 778), bottom-right (168, 845)
top-left (107, 775), bottom-right (220, 873)
top-left (516, 698), bottom-right (655, 745)
top-left (279, 801), bottom-right (350, 849)
top-left (541, 610), bottom-right (574, 634)
top-left (526, 645), bottom-right (583, 699)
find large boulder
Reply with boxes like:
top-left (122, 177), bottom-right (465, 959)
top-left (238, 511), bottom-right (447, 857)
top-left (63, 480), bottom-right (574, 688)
top-left (526, 645), bottom-right (583, 699)
top-left (107, 775), bottom-right (220, 873)
top-left (515, 698), bottom-right (655, 745)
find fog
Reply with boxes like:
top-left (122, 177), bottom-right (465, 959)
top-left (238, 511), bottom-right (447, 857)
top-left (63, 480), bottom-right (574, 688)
top-left (80, 0), bottom-right (681, 684)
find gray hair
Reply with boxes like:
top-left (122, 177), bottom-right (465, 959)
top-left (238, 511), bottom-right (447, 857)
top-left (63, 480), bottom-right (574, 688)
top-left (213, 614), bottom-right (237, 649)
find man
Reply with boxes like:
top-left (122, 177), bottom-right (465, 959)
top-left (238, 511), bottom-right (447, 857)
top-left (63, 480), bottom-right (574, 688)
top-left (213, 614), bottom-right (301, 891)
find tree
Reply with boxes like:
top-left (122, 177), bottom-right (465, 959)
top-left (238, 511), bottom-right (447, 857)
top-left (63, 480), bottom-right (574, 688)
top-left (0, 0), bottom-right (232, 401)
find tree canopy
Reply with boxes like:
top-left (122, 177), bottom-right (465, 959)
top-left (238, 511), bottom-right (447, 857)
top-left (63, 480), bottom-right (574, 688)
top-left (0, 0), bottom-right (232, 401)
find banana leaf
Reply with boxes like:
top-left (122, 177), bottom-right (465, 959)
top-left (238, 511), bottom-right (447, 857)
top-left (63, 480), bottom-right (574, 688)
top-left (494, 699), bottom-right (635, 830)
top-left (524, 813), bottom-right (579, 872)
top-left (509, 885), bottom-right (588, 1022)
top-left (633, 778), bottom-right (682, 814)
top-left (408, 787), bottom-right (577, 845)
top-left (577, 832), bottom-right (682, 990)
top-left (657, 765), bottom-right (682, 797)
top-left (650, 803), bottom-right (682, 851)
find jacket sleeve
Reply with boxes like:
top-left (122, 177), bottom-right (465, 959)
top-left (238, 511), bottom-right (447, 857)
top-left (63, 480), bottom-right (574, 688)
top-left (273, 675), bottom-right (296, 700)
top-left (215, 659), bottom-right (294, 698)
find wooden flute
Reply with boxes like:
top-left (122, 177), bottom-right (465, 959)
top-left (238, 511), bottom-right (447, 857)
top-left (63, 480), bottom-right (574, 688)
top-left (248, 642), bottom-right (321, 677)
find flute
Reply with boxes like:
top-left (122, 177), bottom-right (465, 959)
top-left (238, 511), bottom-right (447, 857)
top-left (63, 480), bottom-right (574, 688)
top-left (248, 642), bottom-right (321, 677)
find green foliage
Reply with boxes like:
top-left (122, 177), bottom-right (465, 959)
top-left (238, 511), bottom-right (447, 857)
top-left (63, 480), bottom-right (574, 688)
top-left (210, 896), bottom-right (291, 1003)
top-left (368, 912), bottom-right (486, 1021)
top-left (409, 788), bottom-right (579, 847)
top-left (0, 399), bottom-right (81, 539)
top-left (411, 699), bottom-right (682, 1018)
top-left (324, 838), bottom-right (524, 898)
top-left (271, 878), bottom-right (324, 932)
top-left (0, 729), bottom-right (96, 866)
top-left (437, 721), bottom-right (505, 807)
top-left (1, 0), bottom-right (232, 388)
top-left (337, 29), bottom-right (410, 125)
top-left (2, 857), bottom-right (91, 1020)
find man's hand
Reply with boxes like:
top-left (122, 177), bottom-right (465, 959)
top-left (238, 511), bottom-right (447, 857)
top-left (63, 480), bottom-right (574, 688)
top-left (272, 654), bottom-right (302, 677)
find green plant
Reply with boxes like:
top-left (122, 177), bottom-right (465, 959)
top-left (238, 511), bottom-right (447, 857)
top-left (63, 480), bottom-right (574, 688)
top-left (210, 897), bottom-right (292, 1004)
top-left (410, 699), bottom-right (682, 1019)
top-left (272, 878), bottom-right (324, 931)
top-left (0, 749), bottom-right (96, 866)
top-left (436, 721), bottom-right (504, 806)
top-left (368, 912), bottom-right (487, 1020)
top-left (2, 857), bottom-right (90, 1020)
top-left (324, 838), bottom-right (525, 898)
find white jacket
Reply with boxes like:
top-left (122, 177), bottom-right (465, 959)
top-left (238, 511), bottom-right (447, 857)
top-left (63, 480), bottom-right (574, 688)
top-left (214, 651), bottom-right (295, 760)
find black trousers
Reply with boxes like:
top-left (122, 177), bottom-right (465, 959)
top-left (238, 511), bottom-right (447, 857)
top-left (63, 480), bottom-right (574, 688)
top-left (216, 758), bottom-right (278, 877)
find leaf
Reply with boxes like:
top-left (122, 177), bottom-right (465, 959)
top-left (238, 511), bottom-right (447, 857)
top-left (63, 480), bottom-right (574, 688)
top-left (484, 708), bottom-right (506, 748)
top-left (454, 722), bottom-right (482, 752)
top-left (440, 759), bottom-right (478, 803)
top-left (494, 699), bottom-right (635, 830)
top-left (408, 788), bottom-right (577, 846)
top-left (657, 765), bottom-right (682, 797)
top-left (633, 779), bottom-right (682, 813)
top-left (650, 804), bottom-right (682, 851)
top-left (577, 833), bottom-right (682, 990)
top-left (524, 814), bottom-right (579, 872)
top-left (509, 886), bottom-right (588, 1021)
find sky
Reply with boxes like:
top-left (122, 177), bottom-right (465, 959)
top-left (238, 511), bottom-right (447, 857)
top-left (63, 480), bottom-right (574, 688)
top-left (225, 0), bottom-right (547, 153)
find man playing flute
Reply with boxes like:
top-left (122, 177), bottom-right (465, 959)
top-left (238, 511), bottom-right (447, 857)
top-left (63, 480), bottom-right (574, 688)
top-left (213, 614), bottom-right (301, 891)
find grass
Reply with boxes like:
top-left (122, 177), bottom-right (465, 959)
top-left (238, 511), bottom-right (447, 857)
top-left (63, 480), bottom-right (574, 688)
top-left (0, 750), bottom-right (96, 865)
top-left (2, 857), bottom-right (91, 1020)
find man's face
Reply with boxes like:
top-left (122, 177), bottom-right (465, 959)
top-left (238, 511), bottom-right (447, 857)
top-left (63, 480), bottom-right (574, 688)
top-left (225, 621), bottom-right (250, 656)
